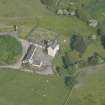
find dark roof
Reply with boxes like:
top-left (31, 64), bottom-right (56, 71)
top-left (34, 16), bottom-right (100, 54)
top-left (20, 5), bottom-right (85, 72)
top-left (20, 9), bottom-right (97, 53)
top-left (48, 40), bottom-right (58, 49)
top-left (23, 44), bottom-right (36, 61)
top-left (32, 47), bottom-right (52, 66)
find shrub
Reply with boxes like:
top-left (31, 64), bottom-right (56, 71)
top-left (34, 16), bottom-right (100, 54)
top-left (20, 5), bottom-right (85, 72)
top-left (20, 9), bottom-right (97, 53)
top-left (65, 76), bottom-right (77, 88)
top-left (101, 35), bottom-right (105, 48)
top-left (88, 52), bottom-right (104, 65)
top-left (96, 22), bottom-right (105, 36)
top-left (70, 34), bottom-right (88, 54)
top-left (62, 53), bottom-right (70, 69)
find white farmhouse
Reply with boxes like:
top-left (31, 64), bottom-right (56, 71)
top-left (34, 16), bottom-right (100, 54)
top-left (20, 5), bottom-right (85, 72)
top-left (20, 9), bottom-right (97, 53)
top-left (47, 40), bottom-right (59, 57)
top-left (22, 40), bottom-right (60, 68)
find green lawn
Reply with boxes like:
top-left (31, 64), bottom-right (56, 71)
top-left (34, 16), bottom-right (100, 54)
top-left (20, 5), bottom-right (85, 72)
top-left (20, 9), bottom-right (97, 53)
top-left (0, 69), bottom-right (67, 105)
top-left (0, 0), bottom-right (53, 17)
top-left (38, 16), bottom-right (96, 35)
top-left (0, 0), bottom-right (96, 35)
top-left (83, 39), bottom-right (105, 60)
top-left (70, 69), bottom-right (105, 105)
top-left (0, 36), bottom-right (22, 65)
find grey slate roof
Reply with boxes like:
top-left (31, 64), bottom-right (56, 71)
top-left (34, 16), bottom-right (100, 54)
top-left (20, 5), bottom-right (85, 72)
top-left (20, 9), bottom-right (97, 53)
top-left (48, 40), bottom-right (58, 49)
top-left (23, 44), bottom-right (36, 61)
top-left (32, 47), bottom-right (52, 66)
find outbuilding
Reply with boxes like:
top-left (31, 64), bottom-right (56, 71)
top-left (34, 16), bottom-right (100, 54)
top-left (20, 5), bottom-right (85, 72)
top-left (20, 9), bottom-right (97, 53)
top-left (47, 40), bottom-right (59, 57)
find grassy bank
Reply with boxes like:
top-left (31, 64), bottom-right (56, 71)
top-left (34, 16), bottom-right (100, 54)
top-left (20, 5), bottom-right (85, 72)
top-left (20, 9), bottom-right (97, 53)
top-left (0, 36), bottom-right (22, 65)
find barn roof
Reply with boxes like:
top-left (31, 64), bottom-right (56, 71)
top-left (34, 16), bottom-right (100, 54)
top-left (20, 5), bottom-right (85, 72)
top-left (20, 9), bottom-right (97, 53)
top-left (48, 40), bottom-right (58, 49)
top-left (23, 44), bottom-right (36, 61)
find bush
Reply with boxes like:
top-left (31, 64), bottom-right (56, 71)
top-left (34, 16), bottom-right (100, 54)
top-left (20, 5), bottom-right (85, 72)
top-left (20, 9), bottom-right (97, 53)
top-left (62, 53), bottom-right (70, 69)
top-left (62, 50), bottom-right (80, 70)
top-left (101, 35), bottom-right (105, 49)
top-left (96, 22), bottom-right (105, 36)
top-left (70, 34), bottom-right (88, 54)
top-left (65, 76), bottom-right (77, 88)
top-left (88, 52), bottom-right (104, 65)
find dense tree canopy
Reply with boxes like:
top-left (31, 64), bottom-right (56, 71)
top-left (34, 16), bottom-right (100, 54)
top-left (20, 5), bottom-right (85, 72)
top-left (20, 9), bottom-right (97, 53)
top-left (70, 34), bottom-right (88, 54)
top-left (88, 52), bottom-right (104, 65)
top-left (65, 76), bottom-right (77, 88)
top-left (97, 21), bottom-right (105, 36)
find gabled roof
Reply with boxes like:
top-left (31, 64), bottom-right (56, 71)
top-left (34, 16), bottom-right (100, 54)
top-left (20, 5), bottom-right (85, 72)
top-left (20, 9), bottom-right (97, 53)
top-left (23, 44), bottom-right (36, 61)
top-left (48, 40), bottom-right (58, 49)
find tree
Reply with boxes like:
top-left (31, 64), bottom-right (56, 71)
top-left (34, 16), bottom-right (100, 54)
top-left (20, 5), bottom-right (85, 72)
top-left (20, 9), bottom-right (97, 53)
top-left (56, 66), bottom-right (61, 75)
top-left (70, 34), bottom-right (88, 54)
top-left (65, 76), bottom-right (77, 88)
top-left (96, 21), bottom-right (105, 36)
top-left (88, 52), bottom-right (104, 65)
top-left (62, 53), bottom-right (70, 69)
top-left (101, 35), bottom-right (105, 49)
top-left (96, 21), bottom-right (105, 49)
top-left (62, 51), bottom-right (80, 69)
top-left (68, 50), bottom-right (80, 65)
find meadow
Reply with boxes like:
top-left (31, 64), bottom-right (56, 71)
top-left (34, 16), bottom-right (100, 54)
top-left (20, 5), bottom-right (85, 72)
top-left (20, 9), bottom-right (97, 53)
top-left (0, 36), bottom-right (22, 65)
top-left (70, 69), bottom-right (105, 105)
top-left (0, 69), bottom-right (67, 105)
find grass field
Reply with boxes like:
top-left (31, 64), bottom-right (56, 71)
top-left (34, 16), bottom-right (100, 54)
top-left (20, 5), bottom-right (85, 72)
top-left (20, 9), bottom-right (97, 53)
top-left (83, 39), bottom-right (105, 60)
top-left (83, 0), bottom-right (105, 20)
top-left (0, 69), bottom-right (67, 105)
top-left (0, 0), bottom-right (53, 17)
top-left (70, 69), bottom-right (105, 105)
top-left (0, 63), bottom-right (105, 105)
top-left (0, 36), bottom-right (22, 65)
top-left (0, 0), bottom-right (96, 35)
